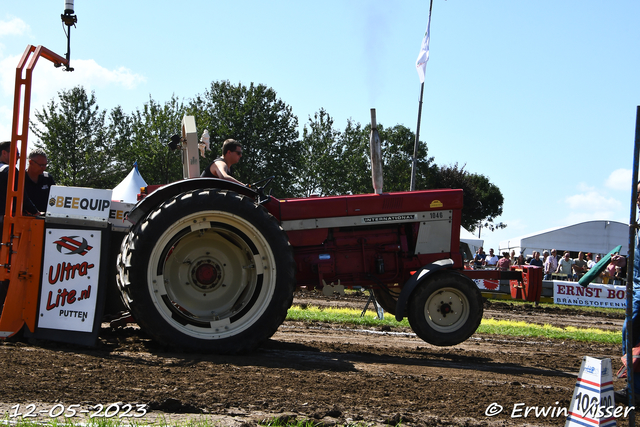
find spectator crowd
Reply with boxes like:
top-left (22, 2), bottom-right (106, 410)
top-left (470, 246), bottom-right (626, 285)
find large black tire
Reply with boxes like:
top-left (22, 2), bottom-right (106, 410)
top-left (407, 271), bottom-right (483, 347)
top-left (116, 189), bottom-right (295, 353)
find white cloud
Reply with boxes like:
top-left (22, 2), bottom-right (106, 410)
top-left (565, 190), bottom-right (622, 211)
top-left (0, 54), bottom-right (145, 147)
top-left (0, 105), bottom-right (11, 141)
top-left (0, 54), bottom-right (21, 97)
top-left (0, 17), bottom-right (30, 37)
top-left (605, 168), bottom-right (632, 191)
top-left (561, 188), bottom-right (629, 227)
top-left (575, 182), bottom-right (594, 192)
top-left (71, 59), bottom-right (147, 90)
top-left (1, 56), bottom-right (146, 112)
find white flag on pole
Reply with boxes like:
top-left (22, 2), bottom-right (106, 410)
top-left (415, 12), bottom-right (432, 83)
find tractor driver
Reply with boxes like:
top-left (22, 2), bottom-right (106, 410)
top-left (201, 139), bottom-right (246, 186)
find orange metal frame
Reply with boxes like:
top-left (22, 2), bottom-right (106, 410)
top-left (0, 45), bottom-right (68, 338)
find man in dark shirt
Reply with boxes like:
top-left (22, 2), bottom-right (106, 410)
top-left (473, 247), bottom-right (486, 268)
top-left (25, 148), bottom-right (55, 212)
top-left (529, 251), bottom-right (543, 267)
top-left (0, 141), bottom-right (38, 221)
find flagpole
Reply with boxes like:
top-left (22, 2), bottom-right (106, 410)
top-left (410, 0), bottom-right (434, 192)
top-left (410, 83), bottom-right (424, 191)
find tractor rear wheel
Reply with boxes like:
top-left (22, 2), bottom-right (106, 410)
top-left (407, 271), bottom-right (482, 347)
top-left (117, 189), bottom-right (295, 353)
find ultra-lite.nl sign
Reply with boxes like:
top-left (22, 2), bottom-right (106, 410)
top-left (37, 229), bottom-right (102, 332)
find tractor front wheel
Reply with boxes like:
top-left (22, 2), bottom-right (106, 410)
top-left (407, 271), bottom-right (483, 347)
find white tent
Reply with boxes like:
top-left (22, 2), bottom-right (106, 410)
top-left (499, 220), bottom-right (629, 256)
top-left (112, 164), bottom-right (148, 203)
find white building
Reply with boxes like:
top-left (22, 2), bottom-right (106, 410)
top-left (499, 220), bottom-right (630, 257)
top-left (460, 227), bottom-right (483, 261)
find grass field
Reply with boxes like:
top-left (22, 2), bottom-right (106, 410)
top-left (286, 303), bottom-right (623, 344)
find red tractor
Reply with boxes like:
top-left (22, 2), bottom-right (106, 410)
top-left (117, 172), bottom-right (479, 354)
top-left (0, 43), bottom-right (539, 354)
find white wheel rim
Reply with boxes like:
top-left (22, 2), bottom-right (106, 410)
top-left (147, 210), bottom-right (277, 340)
top-left (423, 287), bottom-right (470, 333)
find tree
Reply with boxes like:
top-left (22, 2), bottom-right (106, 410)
top-left (296, 118), bottom-right (437, 196)
top-left (433, 163), bottom-right (505, 233)
top-left (31, 86), bottom-right (118, 188)
top-left (333, 119), bottom-right (370, 195)
top-left (128, 96), bottom-right (185, 185)
top-left (189, 81), bottom-right (300, 198)
top-left (376, 124), bottom-right (437, 193)
top-left (107, 105), bottom-right (136, 176)
top-left (297, 109), bottom-right (342, 197)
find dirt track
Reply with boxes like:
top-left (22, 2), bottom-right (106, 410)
top-left (0, 291), bottom-right (632, 426)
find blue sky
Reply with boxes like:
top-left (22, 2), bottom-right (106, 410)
top-left (1, 0), bottom-right (639, 254)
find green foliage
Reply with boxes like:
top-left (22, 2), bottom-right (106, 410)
top-left (376, 123), bottom-right (437, 192)
top-left (188, 81), bottom-right (300, 198)
top-left (128, 96), bottom-right (185, 185)
top-left (297, 109), bottom-right (374, 196)
top-left (31, 87), bottom-right (119, 188)
top-left (298, 109), bottom-right (341, 197)
top-left (433, 163), bottom-right (505, 233)
top-left (31, 87), bottom-right (186, 189)
top-left (295, 116), bottom-right (437, 196)
top-left (29, 82), bottom-right (505, 230)
top-left (333, 119), bottom-right (370, 195)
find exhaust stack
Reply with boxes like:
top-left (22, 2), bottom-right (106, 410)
top-left (370, 109), bottom-right (383, 194)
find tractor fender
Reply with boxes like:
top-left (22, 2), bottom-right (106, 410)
top-left (127, 178), bottom-right (256, 225)
top-left (395, 259), bottom-right (455, 322)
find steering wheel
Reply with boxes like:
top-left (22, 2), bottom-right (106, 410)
top-left (249, 176), bottom-right (275, 204)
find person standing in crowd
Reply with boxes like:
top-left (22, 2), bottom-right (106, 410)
top-left (473, 247), bottom-right (486, 268)
top-left (557, 251), bottom-right (574, 280)
top-left (587, 254), bottom-right (605, 283)
top-left (529, 251), bottom-right (543, 267)
top-left (606, 254), bottom-right (626, 284)
top-left (24, 148), bottom-right (55, 213)
top-left (483, 248), bottom-right (499, 268)
top-left (616, 182), bottom-right (640, 405)
top-left (614, 264), bottom-right (627, 286)
top-left (544, 249), bottom-right (558, 280)
top-left (496, 252), bottom-right (511, 271)
top-left (572, 251), bottom-right (588, 281)
top-left (586, 253), bottom-right (596, 269)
